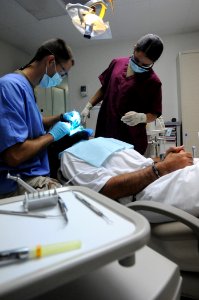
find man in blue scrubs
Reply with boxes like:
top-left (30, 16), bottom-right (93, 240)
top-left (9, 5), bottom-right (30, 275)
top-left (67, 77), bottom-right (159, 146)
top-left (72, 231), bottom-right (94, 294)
top-left (0, 38), bottom-right (75, 198)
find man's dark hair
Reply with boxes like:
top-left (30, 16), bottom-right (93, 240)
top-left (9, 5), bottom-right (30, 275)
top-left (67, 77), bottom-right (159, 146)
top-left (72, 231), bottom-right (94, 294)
top-left (135, 34), bottom-right (164, 62)
top-left (20, 38), bottom-right (74, 70)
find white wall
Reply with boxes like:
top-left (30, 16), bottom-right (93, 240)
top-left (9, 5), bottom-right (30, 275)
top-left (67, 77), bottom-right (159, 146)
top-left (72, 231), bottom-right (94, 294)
top-left (0, 40), bottom-right (30, 76)
top-left (68, 31), bottom-right (199, 123)
top-left (1, 32), bottom-right (199, 125)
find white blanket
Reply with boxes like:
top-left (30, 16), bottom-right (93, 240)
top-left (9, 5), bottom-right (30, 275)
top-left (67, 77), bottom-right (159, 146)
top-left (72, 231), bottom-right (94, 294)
top-left (61, 143), bottom-right (199, 222)
top-left (137, 160), bottom-right (199, 221)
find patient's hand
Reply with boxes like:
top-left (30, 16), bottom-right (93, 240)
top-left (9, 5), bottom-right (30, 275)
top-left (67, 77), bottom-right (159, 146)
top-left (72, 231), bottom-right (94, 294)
top-left (157, 150), bottom-right (193, 176)
top-left (165, 145), bottom-right (185, 155)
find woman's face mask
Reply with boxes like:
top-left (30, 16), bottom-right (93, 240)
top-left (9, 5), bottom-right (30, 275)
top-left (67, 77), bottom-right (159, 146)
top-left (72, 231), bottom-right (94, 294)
top-left (130, 53), bottom-right (153, 73)
top-left (130, 59), bottom-right (149, 73)
top-left (39, 64), bottom-right (63, 88)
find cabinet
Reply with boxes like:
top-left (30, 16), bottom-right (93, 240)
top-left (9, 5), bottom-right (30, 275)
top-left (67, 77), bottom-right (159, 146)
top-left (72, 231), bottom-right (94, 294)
top-left (164, 121), bottom-right (182, 147)
top-left (34, 77), bottom-right (69, 116)
top-left (177, 50), bottom-right (199, 154)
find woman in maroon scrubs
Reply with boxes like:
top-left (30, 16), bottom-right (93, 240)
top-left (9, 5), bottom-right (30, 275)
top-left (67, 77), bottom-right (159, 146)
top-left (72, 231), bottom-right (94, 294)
top-left (81, 34), bottom-right (164, 155)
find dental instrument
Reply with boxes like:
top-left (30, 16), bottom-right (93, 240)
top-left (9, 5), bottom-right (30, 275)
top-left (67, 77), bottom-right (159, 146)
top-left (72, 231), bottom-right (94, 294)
top-left (0, 209), bottom-right (47, 219)
top-left (7, 173), bottom-right (36, 193)
top-left (7, 174), bottom-right (68, 222)
top-left (72, 191), bottom-right (112, 224)
top-left (58, 196), bottom-right (68, 223)
top-left (192, 146), bottom-right (196, 158)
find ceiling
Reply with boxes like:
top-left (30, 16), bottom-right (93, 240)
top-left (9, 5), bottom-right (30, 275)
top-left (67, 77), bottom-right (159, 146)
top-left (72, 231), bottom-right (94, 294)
top-left (0, 0), bottom-right (199, 55)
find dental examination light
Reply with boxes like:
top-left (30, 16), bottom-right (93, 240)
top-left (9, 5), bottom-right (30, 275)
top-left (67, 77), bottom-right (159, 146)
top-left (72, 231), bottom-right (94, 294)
top-left (65, 0), bottom-right (113, 39)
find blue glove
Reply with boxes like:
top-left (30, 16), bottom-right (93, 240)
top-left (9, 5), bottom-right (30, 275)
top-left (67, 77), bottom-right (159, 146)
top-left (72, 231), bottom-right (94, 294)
top-left (49, 121), bottom-right (71, 141)
top-left (62, 111), bottom-right (81, 129)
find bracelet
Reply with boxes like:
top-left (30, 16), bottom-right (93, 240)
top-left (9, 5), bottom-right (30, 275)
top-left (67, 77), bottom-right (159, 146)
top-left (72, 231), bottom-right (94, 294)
top-left (152, 162), bottom-right (160, 178)
top-left (60, 114), bottom-right (64, 122)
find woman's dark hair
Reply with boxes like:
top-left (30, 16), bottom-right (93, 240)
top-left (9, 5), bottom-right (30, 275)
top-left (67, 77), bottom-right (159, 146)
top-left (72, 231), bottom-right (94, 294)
top-left (20, 38), bottom-right (74, 70)
top-left (135, 34), bottom-right (163, 62)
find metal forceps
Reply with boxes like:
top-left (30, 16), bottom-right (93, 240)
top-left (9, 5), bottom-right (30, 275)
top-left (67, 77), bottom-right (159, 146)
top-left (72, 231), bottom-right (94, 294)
top-left (72, 192), bottom-right (112, 224)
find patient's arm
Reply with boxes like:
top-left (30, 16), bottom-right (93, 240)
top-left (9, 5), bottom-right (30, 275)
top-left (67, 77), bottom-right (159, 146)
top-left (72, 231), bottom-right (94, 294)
top-left (100, 150), bottom-right (193, 200)
top-left (100, 166), bottom-right (159, 199)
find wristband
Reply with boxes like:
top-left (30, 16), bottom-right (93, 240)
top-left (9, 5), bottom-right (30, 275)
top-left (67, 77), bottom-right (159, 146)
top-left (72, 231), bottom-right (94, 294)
top-left (152, 162), bottom-right (160, 178)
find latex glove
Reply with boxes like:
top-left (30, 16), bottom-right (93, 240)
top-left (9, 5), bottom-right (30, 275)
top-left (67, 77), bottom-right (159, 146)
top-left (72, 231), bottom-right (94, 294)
top-left (49, 121), bottom-right (71, 141)
top-left (62, 110), bottom-right (81, 129)
top-left (80, 102), bottom-right (93, 124)
top-left (121, 111), bottom-right (147, 126)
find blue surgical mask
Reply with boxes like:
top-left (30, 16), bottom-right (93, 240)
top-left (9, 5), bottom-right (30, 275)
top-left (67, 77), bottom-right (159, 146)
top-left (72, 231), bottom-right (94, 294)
top-left (130, 59), bottom-right (149, 73)
top-left (39, 66), bottom-right (63, 88)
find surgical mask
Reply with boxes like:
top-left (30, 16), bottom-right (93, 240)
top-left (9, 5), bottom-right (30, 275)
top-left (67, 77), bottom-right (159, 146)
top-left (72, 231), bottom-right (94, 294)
top-left (130, 59), bottom-right (149, 73)
top-left (39, 65), bottom-right (63, 88)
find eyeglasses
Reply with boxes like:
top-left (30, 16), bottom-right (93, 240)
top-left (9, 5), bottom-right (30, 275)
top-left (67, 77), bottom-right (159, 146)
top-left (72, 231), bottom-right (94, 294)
top-left (131, 54), bottom-right (153, 70)
top-left (45, 48), bottom-right (68, 77)
top-left (58, 61), bottom-right (68, 78)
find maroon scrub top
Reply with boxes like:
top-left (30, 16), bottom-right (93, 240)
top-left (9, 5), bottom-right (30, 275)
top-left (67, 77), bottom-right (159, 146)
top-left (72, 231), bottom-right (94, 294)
top-left (95, 57), bottom-right (162, 154)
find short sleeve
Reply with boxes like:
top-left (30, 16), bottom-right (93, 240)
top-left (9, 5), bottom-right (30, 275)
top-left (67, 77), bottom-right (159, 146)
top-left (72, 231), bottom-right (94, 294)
top-left (0, 80), bottom-right (29, 152)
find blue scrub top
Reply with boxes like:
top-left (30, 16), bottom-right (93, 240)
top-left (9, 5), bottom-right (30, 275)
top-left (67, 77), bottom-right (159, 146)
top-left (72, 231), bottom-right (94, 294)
top-left (0, 73), bottom-right (50, 194)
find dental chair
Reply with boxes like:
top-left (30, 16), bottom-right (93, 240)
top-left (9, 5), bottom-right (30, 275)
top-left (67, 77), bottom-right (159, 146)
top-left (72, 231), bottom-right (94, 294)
top-left (127, 201), bottom-right (199, 299)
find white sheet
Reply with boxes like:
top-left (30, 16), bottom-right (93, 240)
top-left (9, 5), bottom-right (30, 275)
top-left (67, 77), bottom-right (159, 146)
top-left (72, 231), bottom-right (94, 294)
top-left (137, 160), bottom-right (199, 221)
top-left (61, 148), bottom-right (153, 205)
top-left (61, 146), bottom-right (199, 222)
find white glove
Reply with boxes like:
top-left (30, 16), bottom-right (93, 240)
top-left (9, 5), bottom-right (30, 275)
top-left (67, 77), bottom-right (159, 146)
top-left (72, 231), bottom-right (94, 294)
top-left (121, 111), bottom-right (147, 126)
top-left (80, 102), bottom-right (93, 124)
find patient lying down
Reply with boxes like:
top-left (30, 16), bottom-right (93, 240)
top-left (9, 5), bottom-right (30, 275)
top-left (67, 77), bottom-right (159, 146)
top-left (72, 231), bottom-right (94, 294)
top-left (60, 137), bottom-right (198, 220)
